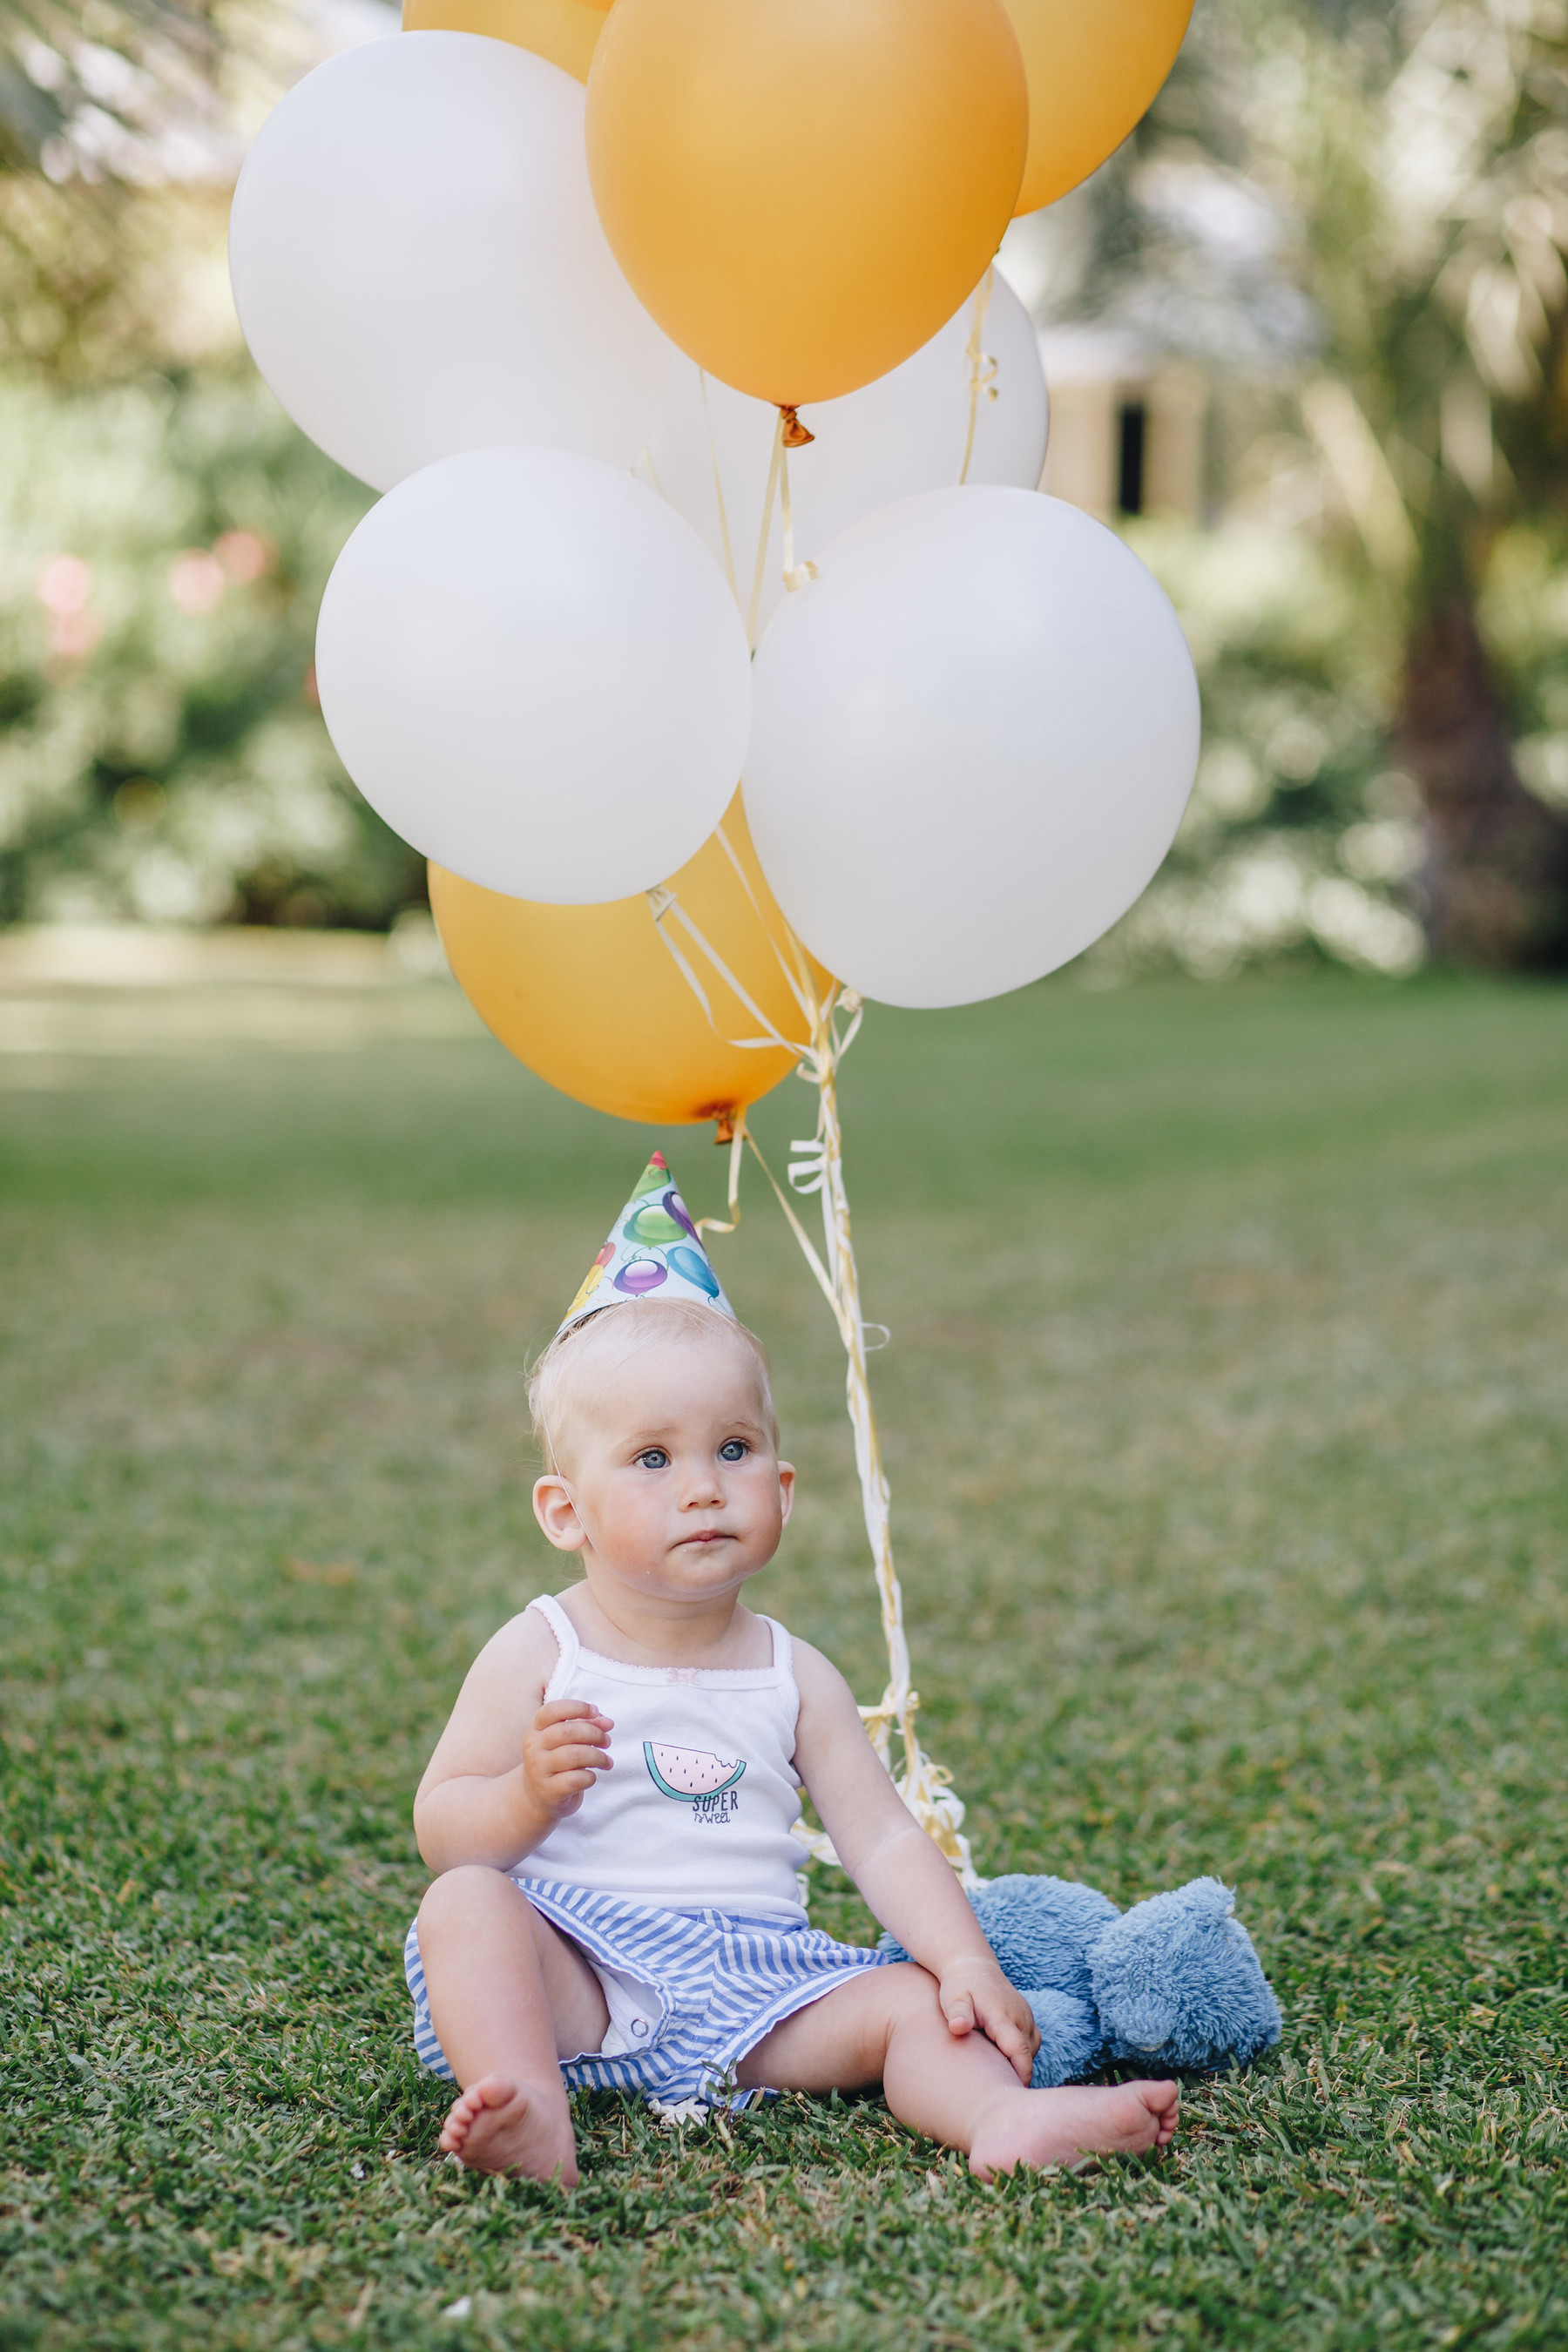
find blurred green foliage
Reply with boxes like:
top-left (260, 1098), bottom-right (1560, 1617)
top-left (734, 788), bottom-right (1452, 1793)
top-left (0, 0), bottom-right (428, 931)
top-left (1095, 521), bottom-right (1426, 979)
top-left (0, 369), bottom-right (424, 928)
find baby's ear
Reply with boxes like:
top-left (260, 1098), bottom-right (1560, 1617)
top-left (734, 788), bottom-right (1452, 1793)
top-left (532, 1472), bottom-right (588, 1551)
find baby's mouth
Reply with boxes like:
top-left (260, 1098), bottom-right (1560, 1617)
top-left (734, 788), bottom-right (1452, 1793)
top-left (679, 1530), bottom-right (733, 1546)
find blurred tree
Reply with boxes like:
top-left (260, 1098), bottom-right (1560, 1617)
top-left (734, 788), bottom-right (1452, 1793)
top-left (1276, 0), bottom-right (1568, 965)
top-left (0, 375), bottom-right (416, 930)
top-left (1019, 0), bottom-right (1568, 970)
top-left (0, 0), bottom-right (426, 930)
top-left (0, 0), bottom-right (221, 171)
top-left (0, 0), bottom-right (241, 378)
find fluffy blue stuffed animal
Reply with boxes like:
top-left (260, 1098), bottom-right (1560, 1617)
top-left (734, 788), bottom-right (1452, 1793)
top-left (882, 1873), bottom-right (1282, 2089)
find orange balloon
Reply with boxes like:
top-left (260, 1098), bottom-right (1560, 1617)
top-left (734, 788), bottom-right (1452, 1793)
top-left (585, 0), bottom-right (1028, 406)
top-left (430, 797), bottom-right (832, 1127)
top-left (1004, 0), bottom-right (1193, 214)
top-left (402, 0), bottom-right (604, 81)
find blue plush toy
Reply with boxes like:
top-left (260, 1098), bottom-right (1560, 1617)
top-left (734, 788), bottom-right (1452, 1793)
top-left (881, 1873), bottom-right (1281, 2088)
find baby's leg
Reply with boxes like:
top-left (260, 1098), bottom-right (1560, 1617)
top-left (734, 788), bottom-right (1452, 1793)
top-left (736, 1962), bottom-right (1179, 2179)
top-left (416, 1864), bottom-right (609, 2183)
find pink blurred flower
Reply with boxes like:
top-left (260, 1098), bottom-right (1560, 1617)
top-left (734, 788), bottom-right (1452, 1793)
top-left (47, 609), bottom-right (103, 659)
top-left (169, 550), bottom-right (226, 615)
top-left (214, 529), bottom-right (276, 585)
top-left (37, 554), bottom-right (93, 615)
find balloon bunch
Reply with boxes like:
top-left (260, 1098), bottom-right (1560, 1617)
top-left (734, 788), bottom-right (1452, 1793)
top-left (228, 0), bottom-right (1198, 1877)
top-left (229, 0), bottom-right (1199, 1118)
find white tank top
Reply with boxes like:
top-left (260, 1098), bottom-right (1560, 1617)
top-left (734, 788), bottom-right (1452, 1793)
top-left (517, 1594), bottom-right (809, 1926)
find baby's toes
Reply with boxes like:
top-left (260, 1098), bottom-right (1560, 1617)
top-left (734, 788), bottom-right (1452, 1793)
top-left (439, 2091), bottom-right (480, 2150)
top-left (1140, 2083), bottom-right (1179, 2148)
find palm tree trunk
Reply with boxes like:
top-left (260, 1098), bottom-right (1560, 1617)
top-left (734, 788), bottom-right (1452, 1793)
top-left (1396, 594), bottom-right (1568, 970)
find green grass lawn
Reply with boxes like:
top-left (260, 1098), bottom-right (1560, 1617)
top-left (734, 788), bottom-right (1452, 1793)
top-left (3, 967), bottom-right (1566, 2351)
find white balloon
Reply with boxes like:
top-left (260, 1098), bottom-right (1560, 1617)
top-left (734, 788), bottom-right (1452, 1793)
top-left (229, 34), bottom-right (674, 491)
top-left (744, 490), bottom-right (1200, 1009)
top-left (645, 273), bottom-right (1047, 634)
top-left (316, 448), bottom-right (753, 904)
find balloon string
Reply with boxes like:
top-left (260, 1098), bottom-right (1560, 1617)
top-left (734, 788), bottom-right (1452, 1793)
top-left (636, 443), bottom-right (666, 501)
top-left (747, 411), bottom-right (787, 648)
top-left (697, 370), bottom-right (740, 607)
top-left (710, 821), bottom-right (817, 1029)
top-left (643, 887), bottom-right (727, 1036)
top-left (779, 447), bottom-right (818, 595)
top-left (781, 446), bottom-right (795, 580)
top-left (645, 884), bottom-right (807, 1054)
top-left (693, 1112), bottom-right (748, 1238)
top-left (742, 411), bottom-right (819, 646)
top-left (776, 991), bottom-right (977, 1883)
top-left (741, 1122), bottom-right (848, 1341)
top-left (957, 266), bottom-right (998, 488)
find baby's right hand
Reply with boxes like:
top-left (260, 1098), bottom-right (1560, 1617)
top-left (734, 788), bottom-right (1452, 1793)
top-left (521, 1698), bottom-right (614, 1822)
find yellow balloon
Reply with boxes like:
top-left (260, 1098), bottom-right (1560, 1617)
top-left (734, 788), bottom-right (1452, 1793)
top-left (585, 0), bottom-right (1028, 406)
top-left (402, 0), bottom-right (604, 82)
top-left (1004, 0), bottom-right (1193, 214)
top-left (430, 798), bottom-right (833, 1128)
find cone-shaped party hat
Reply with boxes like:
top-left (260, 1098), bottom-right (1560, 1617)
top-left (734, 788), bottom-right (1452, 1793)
top-left (558, 1152), bottom-right (735, 1338)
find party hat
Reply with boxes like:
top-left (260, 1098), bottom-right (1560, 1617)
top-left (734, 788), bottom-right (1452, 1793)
top-left (558, 1152), bottom-right (735, 1338)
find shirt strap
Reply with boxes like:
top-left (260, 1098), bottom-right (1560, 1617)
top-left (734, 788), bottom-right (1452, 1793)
top-left (527, 1593), bottom-right (579, 1700)
top-left (758, 1614), bottom-right (794, 1680)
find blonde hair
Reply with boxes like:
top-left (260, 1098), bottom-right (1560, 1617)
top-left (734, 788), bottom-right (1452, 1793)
top-left (527, 1297), bottom-right (777, 1475)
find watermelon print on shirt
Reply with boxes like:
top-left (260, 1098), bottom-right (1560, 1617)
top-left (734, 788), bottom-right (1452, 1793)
top-left (645, 1740), bottom-right (747, 1824)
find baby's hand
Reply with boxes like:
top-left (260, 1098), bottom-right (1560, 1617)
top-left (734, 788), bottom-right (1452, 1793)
top-left (521, 1698), bottom-right (613, 1823)
top-left (937, 1954), bottom-right (1039, 2085)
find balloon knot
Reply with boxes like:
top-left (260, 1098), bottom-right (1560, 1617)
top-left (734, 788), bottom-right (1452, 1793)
top-left (778, 406), bottom-right (814, 449)
top-left (713, 1108), bottom-right (739, 1145)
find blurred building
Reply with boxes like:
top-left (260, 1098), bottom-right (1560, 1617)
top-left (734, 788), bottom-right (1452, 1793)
top-left (1038, 326), bottom-right (1207, 522)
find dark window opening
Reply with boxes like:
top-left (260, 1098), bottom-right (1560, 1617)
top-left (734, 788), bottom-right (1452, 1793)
top-left (1117, 400), bottom-right (1146, 516)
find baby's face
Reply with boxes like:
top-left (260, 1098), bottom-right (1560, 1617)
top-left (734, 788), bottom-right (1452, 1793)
top-left (533, 1327), bottom-right (794, 1608)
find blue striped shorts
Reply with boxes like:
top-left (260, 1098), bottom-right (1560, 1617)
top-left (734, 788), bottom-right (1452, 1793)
top-left (404, 1875), bottom-right (893, 2106)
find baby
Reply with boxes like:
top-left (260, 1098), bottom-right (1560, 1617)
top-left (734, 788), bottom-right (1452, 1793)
top-left (407, 1166), bottom-right (1179, 2184)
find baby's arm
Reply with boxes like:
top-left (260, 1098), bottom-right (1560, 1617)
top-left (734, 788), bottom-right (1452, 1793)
top-left (792, 1642), bottom-right (1038, 2084)
top-left (414, 1605), bottom-right (613, 1874)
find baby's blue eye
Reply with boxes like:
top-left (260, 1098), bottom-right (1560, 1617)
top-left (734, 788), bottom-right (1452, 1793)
top-left (635, 1448), bottom-right (670, 1470)
top-left (718, 1440), bottom-right (748, 1463)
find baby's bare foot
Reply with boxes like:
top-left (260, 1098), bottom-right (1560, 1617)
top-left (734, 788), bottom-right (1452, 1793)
top-left (438, 2075), bottom-right (578, 2184)
top-left (969, 2078), bottom-right (1179, 2181)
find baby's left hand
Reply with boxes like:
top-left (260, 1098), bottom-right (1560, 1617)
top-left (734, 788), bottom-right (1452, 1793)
top-left (937, 1955), bottom-right (1039, 2085)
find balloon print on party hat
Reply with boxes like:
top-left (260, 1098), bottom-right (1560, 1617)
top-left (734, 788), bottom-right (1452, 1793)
top-left (558, 1152), bottom-right (735, 1336)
